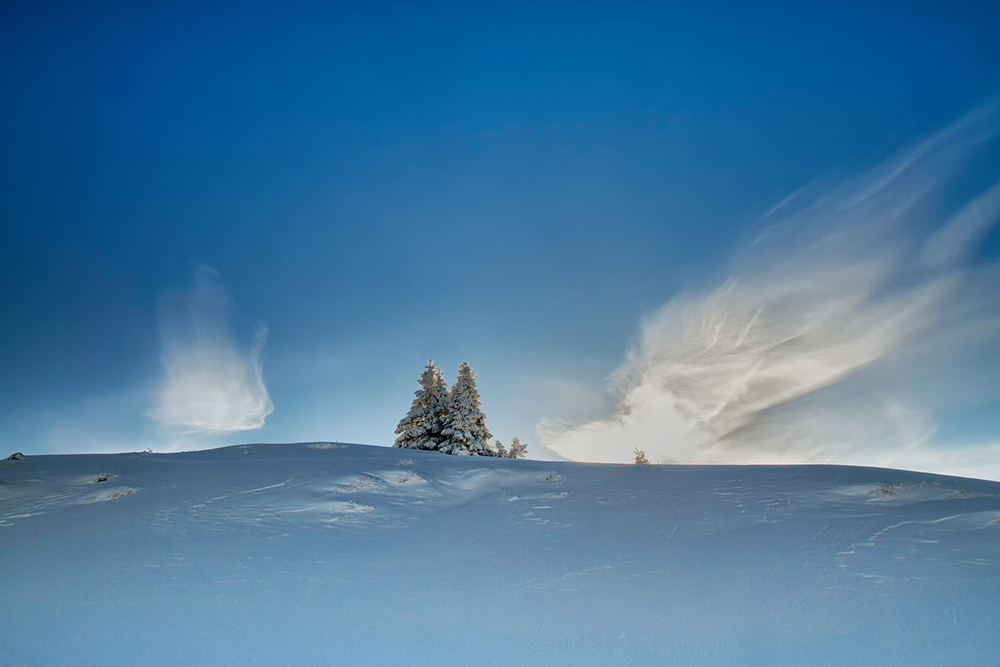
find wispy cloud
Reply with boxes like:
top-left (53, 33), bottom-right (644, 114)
top-left (540, 105), bottom-right (1000, 480)
top-left (151, 266), bottom-right (273, 435)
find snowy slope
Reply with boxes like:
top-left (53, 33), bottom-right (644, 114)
top-left (2, 443), bottom-right (999, 666)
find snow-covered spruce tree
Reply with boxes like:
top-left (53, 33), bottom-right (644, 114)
top-left (394, 360), bottom-right (451, 451)
top-left (633, 448), bottom-right (650, 465)
top-left (439, 361), bottom-right (496, 456)
top-left (507, 437), bottom-right (527, 459)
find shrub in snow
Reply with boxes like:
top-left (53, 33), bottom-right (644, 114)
top-left (440, 361), bottom-right (496, 456)
top-left (870, 483), bottom-right (902, 499)
top-left (633, 448), bottom-right (650, 465)
top-left (394, 360), bottom-right (451, 451)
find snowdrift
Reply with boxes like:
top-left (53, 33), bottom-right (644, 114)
top-left (2, 443), bottom-right (999, 666)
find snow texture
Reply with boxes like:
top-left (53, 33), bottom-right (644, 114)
top-left (2, 443), bottom-right (1000, 666)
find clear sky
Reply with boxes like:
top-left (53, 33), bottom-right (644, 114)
top-left (2, 1), bottom-right (1000, 473)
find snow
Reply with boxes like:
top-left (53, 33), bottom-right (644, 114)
top-left (2, 443), bottom-right (999, 665)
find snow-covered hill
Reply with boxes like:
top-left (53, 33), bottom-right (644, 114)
top-left (2, 443), bottom-right (999, 666)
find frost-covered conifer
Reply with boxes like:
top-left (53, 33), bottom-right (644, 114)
top-left (633, 448), bottom-right (650, 465)
top-left (394, 360), bottom-right (450, 451)
top-left (507, 437), bottom-right (527, 459)
top-left (493, 440), bottom-right (508, 458)
top-left (439, 361), bottom-right (495, 456)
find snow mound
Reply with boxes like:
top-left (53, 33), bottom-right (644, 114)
top-left (305, 442), bottom-right (347, 450)
top-left (381, 470), bottom-right (424, 485)
top-left (330, 475), bottom-right (386, 494)
top-left (835, 480), bottom-right (999, 503)
top-left (329, 500), bottom-right (375, 516)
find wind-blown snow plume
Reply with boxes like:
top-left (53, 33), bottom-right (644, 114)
top-left (541, 106), bottom-right (1000, 479)
top-left (152, 267), bottom-right (273, 434)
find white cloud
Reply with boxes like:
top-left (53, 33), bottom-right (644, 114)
top-left (151, 267), bottom-right (273, 434)
top-left (540, 105), bottom-right (1000, 481)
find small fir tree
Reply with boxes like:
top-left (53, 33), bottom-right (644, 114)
top-left (507, 437), bottom-right (528, 459)
top-left (394, 360), bottom-right (450, 451)
top-left (439, 361), bottom-right (495, 455)
top-left (493, 440), bottom-right (508, 458)
top-left (633, 448), bottom-right (650, 465)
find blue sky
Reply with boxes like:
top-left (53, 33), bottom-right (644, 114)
top-left (2, 1), bottom-right (1000, 468)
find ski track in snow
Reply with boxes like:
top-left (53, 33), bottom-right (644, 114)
top-left (1, 443), bottom-right (999, 665)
